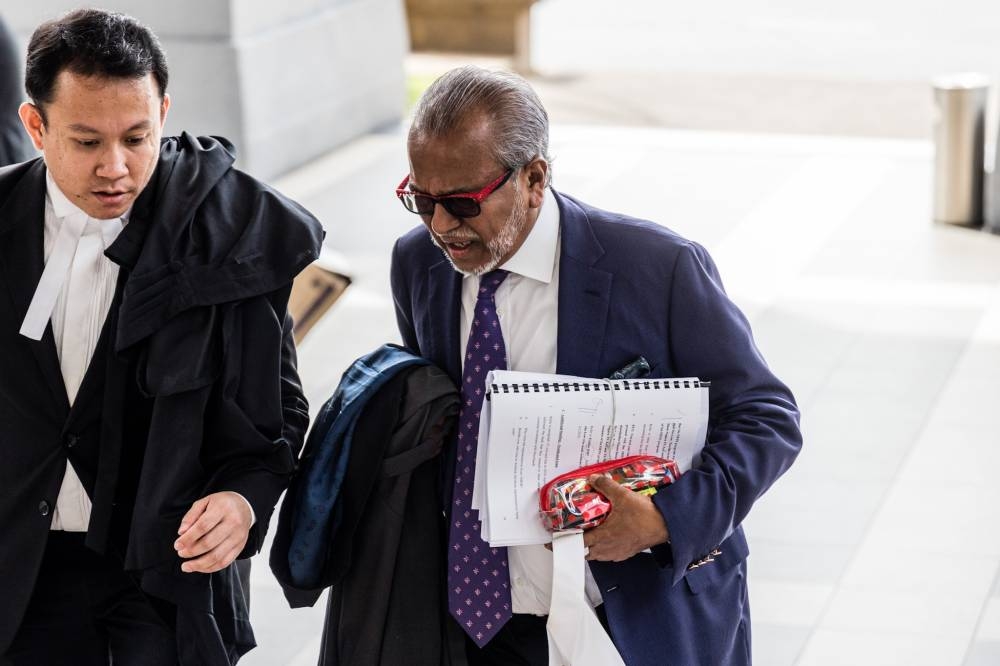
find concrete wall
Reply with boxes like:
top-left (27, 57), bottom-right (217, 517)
top-left (7, 0), bottom-right (408, 180)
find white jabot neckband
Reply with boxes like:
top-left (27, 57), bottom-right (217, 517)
top-left (19, 173), bottom-right (125, 341)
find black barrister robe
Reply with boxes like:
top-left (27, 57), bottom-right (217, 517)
top-left (0, 133), bottom-right (324, 664)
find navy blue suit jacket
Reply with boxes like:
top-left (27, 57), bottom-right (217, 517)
top-left (390, 190), bottom-right (801, 665)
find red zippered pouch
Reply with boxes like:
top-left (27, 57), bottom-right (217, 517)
top-left (539, 455), bottom-right (681, 532)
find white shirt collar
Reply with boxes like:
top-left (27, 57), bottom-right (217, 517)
top-left (45, 169), bottom-right (133, 224)
top-left (499, 187), bottom-right (560, 284)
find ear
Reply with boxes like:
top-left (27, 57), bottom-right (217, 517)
top-left (524, 157), bottom-right (549, 209)
top-left (18, 102), bottom-right (45, 151)
top-left (159, 93), bottom-right (171, 126)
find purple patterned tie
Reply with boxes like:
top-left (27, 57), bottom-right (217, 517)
top-left (448, 269), bottom-right (513, 647)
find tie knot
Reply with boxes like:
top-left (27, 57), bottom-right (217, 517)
top-left (477, 269), bottom-right (509, 300)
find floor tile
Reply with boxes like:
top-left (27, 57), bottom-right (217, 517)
top-left (790, 425), bottom-right (910, 483)
top-left (964, 640), bottom-right (1000, 666)
top-left (243, 584), bottom-right (328, 666)
top-left (751, 624), bottom-right (810, 666)
top-left (743, 477), bottom-right (885, 547)
top-left (819, 582), bottom-right (986, 637)
top-left (789, 301), bottom-right (984, 341)
top-left (931, 377), bottom-right (1000, 428)
top-left (860, 481), bottom-right (1000, 556)
top-left (748, 579), bottom-right (834, 627)
top-left (747, 539), bottom-right (854, 585)
top-left (975, 599), bottom-right (1000, 642)
top-left (840, 547), bottom-right (997, 595)
top-left (570, 146), bottom-right (804, 249)
top-left (952, 343), bottom-right (1000, 382)
top-left (903, 420), bottom-right (1000, 487)
top-left (799, 629), bottom-right (967, 666)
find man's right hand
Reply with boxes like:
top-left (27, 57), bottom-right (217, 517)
top-left (581, 475), bottom-right (670, 562)
top-left (174, 491), bottom-right (253, 574)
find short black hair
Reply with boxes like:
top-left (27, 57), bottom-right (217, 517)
top-left (25, 9), bottom-right (168, 115)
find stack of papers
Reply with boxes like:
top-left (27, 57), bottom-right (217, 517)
top-left (472, 370), bottom-right (710, 546)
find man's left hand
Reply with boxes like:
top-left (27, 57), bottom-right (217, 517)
top-left (582, 474), bottom-right (670, 562)
top-left (174, 491), bottom-right (253, 573)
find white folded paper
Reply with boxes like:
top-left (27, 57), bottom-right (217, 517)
top-left (547, 531), bottom-right (625, 666)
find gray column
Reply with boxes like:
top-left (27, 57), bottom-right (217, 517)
top-left (8, 0), bottom-right (408, 180)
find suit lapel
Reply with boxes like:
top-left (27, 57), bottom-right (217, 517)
top-left (423, 258), bottom-right (462, 514)
top-left (427, 259), bottom-right (463, 384)
top-left (0, 160), bottom-right (70, 413)
top-left (554, 191), bottom-right (613, 379)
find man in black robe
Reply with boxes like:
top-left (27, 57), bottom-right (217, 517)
top-left (0, 9), bottom-right (324, 665)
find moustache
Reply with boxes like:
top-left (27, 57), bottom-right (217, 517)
top-left (438, 233), bottom-right (480, 244)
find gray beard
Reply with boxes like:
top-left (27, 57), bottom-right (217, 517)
top-left (436, 183), bottom-right (529, 277)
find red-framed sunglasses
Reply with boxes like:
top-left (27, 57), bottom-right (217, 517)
top-left (395, 169), bottom-right (514, 218)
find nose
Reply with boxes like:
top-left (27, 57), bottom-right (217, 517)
top-left (428, 203), bottom-right (462, 236)
top-left (95, 144), bottom-right (129, 181)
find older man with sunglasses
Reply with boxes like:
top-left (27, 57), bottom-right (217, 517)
top-left (390, 66), bottom-right (802, 666)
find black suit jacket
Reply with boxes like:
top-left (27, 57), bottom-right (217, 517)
top-left (0, 135), bottom-right (324, 663)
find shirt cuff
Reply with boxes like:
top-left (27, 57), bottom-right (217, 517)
top-left (234, 492), bottom-right (257, 526)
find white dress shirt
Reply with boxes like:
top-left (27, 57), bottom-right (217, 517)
top-left (43, 173), bottom-right (126, 531)
top-left (460, 188), bottom-right (603, 615)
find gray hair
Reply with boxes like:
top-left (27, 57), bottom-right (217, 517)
top-left (409, 66), bottom-right (552, 181)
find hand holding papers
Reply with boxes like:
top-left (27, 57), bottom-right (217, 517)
top-left (473, 370), bottom-right (710, 547)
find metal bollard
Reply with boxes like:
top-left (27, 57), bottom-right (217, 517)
top-left (932, 74), bottom-right (989, 227)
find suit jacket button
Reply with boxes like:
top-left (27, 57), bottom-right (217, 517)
top-left (65, 434), bottom-right (79, 449)
top-left (38, 501), bottom-right (50, 516)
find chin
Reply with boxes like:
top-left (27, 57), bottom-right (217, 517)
top-left (92, 200), bottom-right (132, 219)
top-left (460, 258), bottom-right (501, 277)
top-left (443, 255), bottom-right (484, 277)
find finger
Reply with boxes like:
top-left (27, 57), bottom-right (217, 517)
top-left (582, 521), bottom-right (607, 550)
top-left (178, 497), bottom-right (210, 536)
top-left (175, 508), bottom-right (224, 552)
top-left (588, 474), bottom-right (628, 502)
top-left (181, 538), bottom-right (242, 574)
top-left (182, 546), bottom-right (238, 574)
top-left (585, 541), bottom-right (608, 561)
top-left (176, 521), bottom-right (231, 559)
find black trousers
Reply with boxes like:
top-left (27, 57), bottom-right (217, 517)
top-left (465, 606), bottom-right (611, 666)
top-left (4, 532), bottom-right (178, 666)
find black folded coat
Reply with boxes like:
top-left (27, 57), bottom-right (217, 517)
top-left (271, 352), bottom-right (467, 666)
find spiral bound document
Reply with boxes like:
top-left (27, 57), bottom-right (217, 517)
top-left (473, 370), bottom-right (710, 546)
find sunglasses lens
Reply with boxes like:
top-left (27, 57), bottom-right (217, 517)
top-left (398, 191), bottom-right (482, 218)
top-left (443, 198), bottom-right (481, 218)
top-left (400, 193), bottom-right (436, 216)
